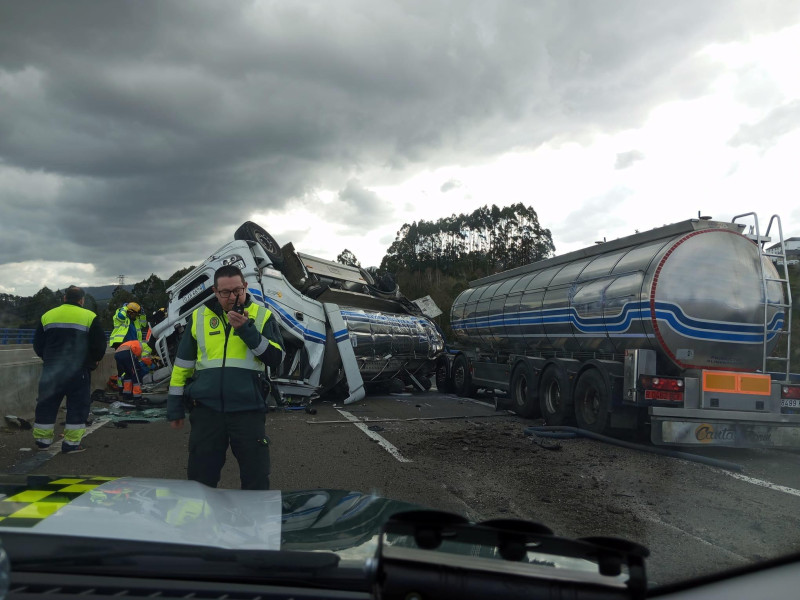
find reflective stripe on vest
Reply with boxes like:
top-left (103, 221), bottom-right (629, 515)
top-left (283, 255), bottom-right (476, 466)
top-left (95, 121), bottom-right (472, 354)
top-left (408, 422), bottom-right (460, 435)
top-left (41, 304), bottom-right (96, 332)
top-left (109, 321), bottom-right (142, 345)
top-left (109, 307), bottom-right (146, 346)
top-left (193, 304), bottom-right (271, 372)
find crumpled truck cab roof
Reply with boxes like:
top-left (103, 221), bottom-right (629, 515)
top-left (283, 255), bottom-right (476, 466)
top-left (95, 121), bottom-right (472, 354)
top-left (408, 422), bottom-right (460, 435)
top-left (149, 223), bottom-right (445, 405)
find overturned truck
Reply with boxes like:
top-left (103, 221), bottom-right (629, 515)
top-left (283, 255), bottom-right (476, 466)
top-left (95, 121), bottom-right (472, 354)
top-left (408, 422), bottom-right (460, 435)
top-left (149, 222), bottom-right (445, 404)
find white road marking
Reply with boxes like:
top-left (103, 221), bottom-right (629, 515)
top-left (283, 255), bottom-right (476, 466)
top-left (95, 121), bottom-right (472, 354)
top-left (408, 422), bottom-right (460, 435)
top-left (38, 417), bottom-right (111, 455)
top-left (336, 409), bottom-right (412, 463)
top-left (722, 471), bottom-right (800, 499)
top-left (636, 507), bottom-right (750, 563)
top-left (455, 396), bottom-right (496, 409)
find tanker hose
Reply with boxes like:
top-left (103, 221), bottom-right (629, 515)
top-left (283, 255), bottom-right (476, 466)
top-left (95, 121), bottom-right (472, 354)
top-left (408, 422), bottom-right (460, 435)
top-left (523, 426), bottom-right (744, 472)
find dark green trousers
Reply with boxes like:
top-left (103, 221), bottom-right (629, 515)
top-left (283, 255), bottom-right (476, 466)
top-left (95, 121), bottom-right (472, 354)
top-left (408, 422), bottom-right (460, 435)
top-left (187, 404), bottom-right (270, 490)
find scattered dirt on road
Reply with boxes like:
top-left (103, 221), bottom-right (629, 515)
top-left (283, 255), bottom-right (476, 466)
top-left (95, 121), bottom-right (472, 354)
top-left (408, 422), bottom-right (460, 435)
top-left (0, 426), bottom-right (36, 472)
top-left (391, 414), bottom-right (800, 585)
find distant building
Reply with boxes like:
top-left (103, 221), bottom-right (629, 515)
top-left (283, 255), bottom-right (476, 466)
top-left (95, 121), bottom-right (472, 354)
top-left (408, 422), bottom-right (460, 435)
top-left (765, 237), bottom-right (800, 266)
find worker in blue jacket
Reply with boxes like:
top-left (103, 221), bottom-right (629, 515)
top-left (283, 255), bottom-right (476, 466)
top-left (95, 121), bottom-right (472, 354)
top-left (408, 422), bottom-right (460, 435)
top-left (33, 286), bottom-right (106, 453)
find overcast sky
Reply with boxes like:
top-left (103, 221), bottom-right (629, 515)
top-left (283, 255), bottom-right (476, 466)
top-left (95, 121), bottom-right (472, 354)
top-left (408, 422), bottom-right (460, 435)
top-left (1, 0), bottom-right (799, 297)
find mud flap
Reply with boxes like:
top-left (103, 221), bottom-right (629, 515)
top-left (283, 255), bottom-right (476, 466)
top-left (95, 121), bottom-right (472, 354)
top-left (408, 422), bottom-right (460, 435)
top-left (652, 417), bottom-right (800, 448)
top-left (323, 303), bottom-right (365, 405)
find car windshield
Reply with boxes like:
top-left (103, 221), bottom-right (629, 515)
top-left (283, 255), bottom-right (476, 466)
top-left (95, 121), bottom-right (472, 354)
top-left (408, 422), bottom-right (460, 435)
top-left (1, 0), bottom-right (799, 595)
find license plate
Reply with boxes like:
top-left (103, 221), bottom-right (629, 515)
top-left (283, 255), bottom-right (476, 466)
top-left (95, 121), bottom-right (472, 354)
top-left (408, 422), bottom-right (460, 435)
top-left (781, 399), bottom-right (800, 408)
top-left (182, 284), bottom-right (206, 302)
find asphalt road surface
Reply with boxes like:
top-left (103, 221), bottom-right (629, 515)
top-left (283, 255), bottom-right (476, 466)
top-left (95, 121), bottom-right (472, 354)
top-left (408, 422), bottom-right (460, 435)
top-left (2, 389), bottom-right (800, 587)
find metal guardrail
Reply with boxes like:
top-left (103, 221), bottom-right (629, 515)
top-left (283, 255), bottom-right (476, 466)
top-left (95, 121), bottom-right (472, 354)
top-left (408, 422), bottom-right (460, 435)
top-left (0, 328), bottom-right (35, 344)
top-left (0, 328), bottom-right (111, 345)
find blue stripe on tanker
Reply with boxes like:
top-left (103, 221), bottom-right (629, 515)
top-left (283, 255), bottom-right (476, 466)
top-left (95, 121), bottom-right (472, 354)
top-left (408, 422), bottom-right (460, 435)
top-left (251, 290), bottom-right (434, 345)
top-left (451, 300), bottom-right (784, 344)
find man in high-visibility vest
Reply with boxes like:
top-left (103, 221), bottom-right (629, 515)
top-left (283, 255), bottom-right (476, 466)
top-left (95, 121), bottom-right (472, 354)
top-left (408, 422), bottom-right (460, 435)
top-left (33, 286), bottom-right (106, 453)
top-left (108, 302), bottom-right (147, 349)
top-left (114, 339), bottom-right (155, 400)
top-left (167, 265), bottom-right (284, 490)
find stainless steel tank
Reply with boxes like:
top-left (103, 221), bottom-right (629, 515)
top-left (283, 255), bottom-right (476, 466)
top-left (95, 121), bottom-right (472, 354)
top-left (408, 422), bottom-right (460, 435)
top-left (450, 219), bottom-right (785, 372)
top-left (318, 306), bottom-right (445, 387)
top-left (341, 307), bottom-right (444, 361)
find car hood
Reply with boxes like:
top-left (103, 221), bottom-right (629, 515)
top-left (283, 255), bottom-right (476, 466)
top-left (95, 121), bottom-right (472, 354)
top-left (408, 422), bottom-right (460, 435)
top-left (0, 475), bottom-right (420, 559)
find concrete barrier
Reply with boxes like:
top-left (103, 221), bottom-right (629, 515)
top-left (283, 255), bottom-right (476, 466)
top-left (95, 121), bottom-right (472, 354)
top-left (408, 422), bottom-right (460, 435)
top-left (0, 349), bottom-right (118, 420)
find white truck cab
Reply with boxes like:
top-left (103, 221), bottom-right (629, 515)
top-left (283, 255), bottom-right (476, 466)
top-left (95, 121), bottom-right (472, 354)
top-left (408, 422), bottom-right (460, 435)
top-left (149, 223), bottom-right (445, 405)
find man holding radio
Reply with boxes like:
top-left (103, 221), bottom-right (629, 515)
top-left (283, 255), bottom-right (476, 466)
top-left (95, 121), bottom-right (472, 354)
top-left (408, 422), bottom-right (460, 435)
top-left (167, 264), bottom-right (285, 490)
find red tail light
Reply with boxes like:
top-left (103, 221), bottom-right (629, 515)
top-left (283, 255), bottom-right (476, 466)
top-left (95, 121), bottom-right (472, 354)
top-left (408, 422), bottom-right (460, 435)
top-left (639, 376), bottom-right (684, 391)
top-left (782, 385), bottom-right (800, 400)
top-left (640, 375), bottom-right (684, 402)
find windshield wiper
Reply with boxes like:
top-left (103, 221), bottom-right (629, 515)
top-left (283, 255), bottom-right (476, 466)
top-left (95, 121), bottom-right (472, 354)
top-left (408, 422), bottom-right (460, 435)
top-left (375, 510), bottom-right (649, 600)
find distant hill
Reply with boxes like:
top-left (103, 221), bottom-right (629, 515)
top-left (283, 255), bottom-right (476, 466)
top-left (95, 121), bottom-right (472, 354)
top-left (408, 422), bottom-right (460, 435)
top-left (83, 284), bottom-right (135, 312)
top-left (83, 284), bottom-right (133, 301)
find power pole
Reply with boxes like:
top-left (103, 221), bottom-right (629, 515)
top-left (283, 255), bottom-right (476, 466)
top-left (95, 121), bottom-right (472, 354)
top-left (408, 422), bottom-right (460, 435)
top-left (118, 275), bottom-right (125, 286)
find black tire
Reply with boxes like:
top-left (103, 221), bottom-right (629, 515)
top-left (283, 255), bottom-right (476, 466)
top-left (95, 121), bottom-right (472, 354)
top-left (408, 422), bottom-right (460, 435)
top-left (359, 268), bottom-right (375, 286)
top-left (573, 369), bottom-right (611, 434)
top-left (452, 354), bottom-right (475, 397)
top-left (510, 363), bottom-right (540, 418)
top-left (435, 358), bottom-right (452, 393)
top-left (389, 378), bottom-right (406, 394)
top-left (366, 272), bottom-right (400, 298)
top-left (234, 221), bottom-right (284, 269)
top-left (538, 366), bottom-right (574, 426)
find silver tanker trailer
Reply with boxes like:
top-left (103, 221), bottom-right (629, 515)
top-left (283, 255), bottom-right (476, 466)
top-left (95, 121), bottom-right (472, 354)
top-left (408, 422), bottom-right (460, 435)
top-left (441, 213), bottom-right (800, 448)
top-left (148, 222), bottom-right (445, 405)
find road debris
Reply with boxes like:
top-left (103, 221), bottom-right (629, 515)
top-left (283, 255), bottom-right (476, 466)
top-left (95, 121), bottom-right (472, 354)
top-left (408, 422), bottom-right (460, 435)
top-left (4, 416), bottom-right (32, 430)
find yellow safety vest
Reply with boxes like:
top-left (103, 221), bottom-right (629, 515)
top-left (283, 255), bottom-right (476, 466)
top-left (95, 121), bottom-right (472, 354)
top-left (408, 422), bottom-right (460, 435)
top-left (41, 303), bottom-right (96, 332)
top-left (170, 303), bottom-right (275, 396)
top-left (192, 304), bottom-right (271, 371)
top-left (109, 306), bottom-right (147, 347)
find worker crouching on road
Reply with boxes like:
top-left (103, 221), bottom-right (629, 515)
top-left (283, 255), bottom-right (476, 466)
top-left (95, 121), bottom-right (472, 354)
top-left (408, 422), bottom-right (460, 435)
top-left (114, 339), bottom-right (155, 401)
top-left (33, 286), bottom-right (106, 453)
top-left (167, 265), bottom-right (285, 490)
top-left (108, 301), bottom-right (147, 349)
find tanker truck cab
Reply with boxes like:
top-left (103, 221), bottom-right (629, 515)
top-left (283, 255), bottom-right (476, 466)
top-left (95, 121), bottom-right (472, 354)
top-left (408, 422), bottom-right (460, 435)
top-left (150, 222), bottom-right (445, 405)
top-left (446, 212), bottom-right (800, 449)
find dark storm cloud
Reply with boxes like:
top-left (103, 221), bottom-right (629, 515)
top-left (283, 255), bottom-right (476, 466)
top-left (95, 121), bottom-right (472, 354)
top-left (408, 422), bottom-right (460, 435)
top-left (1, 0), bottom-right (797, 287)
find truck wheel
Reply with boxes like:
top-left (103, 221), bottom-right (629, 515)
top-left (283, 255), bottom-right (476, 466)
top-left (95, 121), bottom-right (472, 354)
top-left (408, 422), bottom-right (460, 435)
top-left (510, 363), bottom-right (540, 418)
top-left (452, 354), bottom-right (475, 397)
top-left (435, 357), bottom-right (452, 393)
top-left (359, 268), bottom-right (375, 286)
top-left (234, 221), bottom-right (285, 270)
top-left (574, 369), bottom-right (610, 434)
top-left (539, 366), bottom-right (573, 426)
